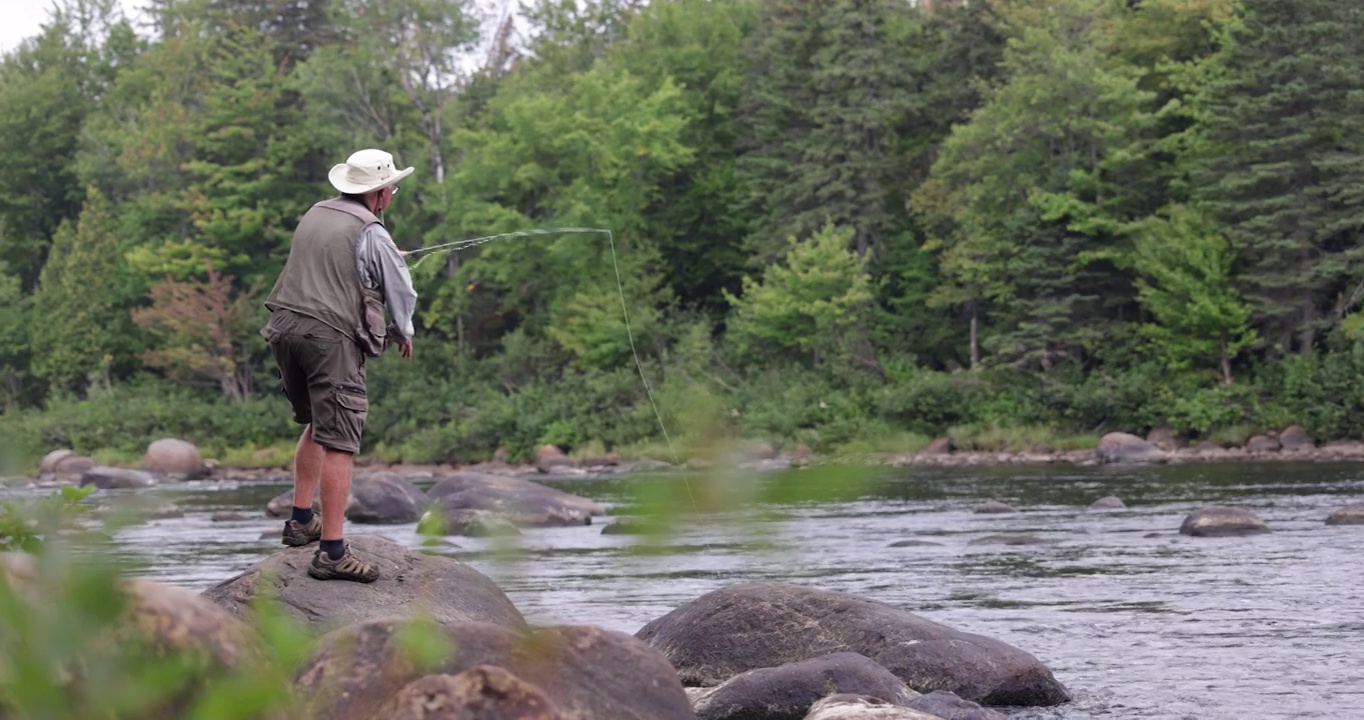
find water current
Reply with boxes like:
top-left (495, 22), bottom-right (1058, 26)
top-left (5, 461), bottom-right (1362, 719)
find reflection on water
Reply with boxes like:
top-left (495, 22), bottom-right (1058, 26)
top-left (5, 461), bottom-right (1364, 719)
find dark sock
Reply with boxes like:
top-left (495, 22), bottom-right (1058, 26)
top-left (320, 539), bottom-right (345, 560)
top-left (290, 506), bottom-right (314, 525)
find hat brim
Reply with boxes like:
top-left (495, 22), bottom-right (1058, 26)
top-left (328, 164), bottom-right (415, 195)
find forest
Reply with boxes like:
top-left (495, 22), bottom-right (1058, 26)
top-left (3, 0), bottom-right (1364, 468)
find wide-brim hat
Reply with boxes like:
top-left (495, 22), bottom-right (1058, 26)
top-left (328, 148), bottom-right (414, 194)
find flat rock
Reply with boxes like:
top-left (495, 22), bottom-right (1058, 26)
top-left (347, 472), bottom-right (430, 524)
top-left (803, 695), bottom-right (942, 720)
top-left (211, 512), bottom-right (248, 522)
top-left (380, 667), bottom-right (565, 720)
top-left (888, 539), bottom-right (944, 548)
top-left (1096, 432), bottom-right (1166, 465)
top-left (81, 466), bottom-right (158, 489)
top-left (969, 534), bottom-right (1051, 546)
top-left (1088, 496), bottom-right (1125, 510)
top-left (1325, 504), bottom-right (1364, 526)
top-left (1179, 507), bottom-right (1270, 537)
top-left (419, 508), bottom-right (521, 537)
top-left (635, 582), bottom-right (1070, 707)
top-left (973, 501), bottom-right (1016, 514)
top-left (692, 652), bottom-right (919, 720)
top-left (296, 620), bottom-right (693, 720)
top-left (427, 473), bottom-right (602, 528)
top-left (141, 438), bottom-right (208, 479)
top-left (202, 535), bottom-right (525, 632)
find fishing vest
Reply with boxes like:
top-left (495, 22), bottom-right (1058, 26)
top-left (264, 197), bottom-right (387, 354)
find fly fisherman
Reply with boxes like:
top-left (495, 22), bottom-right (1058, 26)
top-left (260, 148), bottom-right (418, 583)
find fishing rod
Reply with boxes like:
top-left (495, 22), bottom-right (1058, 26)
top-left (403, 226), bottom-right (698, 510)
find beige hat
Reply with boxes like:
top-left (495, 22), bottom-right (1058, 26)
top-left (328, 148), bottom-right (414, 194)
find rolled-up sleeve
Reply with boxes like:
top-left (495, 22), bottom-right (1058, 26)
top-left (356, 224), bottom-right (418, 340)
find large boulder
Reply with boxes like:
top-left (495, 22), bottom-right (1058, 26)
top-left (1095, 433), bottom-right (1166, 465)
top-left (1245, 434), bottom-right (1280, 453)
top-left (1325, 504), bottom-right (1364, 526)
top-left (426, 473), bottom-right (605, 528)
top-left (1278, 425), bottom-right (1314, 452)
top-left (141, 438), bottom-right (208, 479)
top-left (266, 487), bottom-right (320, 517)
top-left (38, 448), bottom-right (76, 474)
top-left (419, 508), bottom-right (522, 537)
top-left (635, 583), bottom-right (1070, 707)
top-left (535, 445), bottom-right (574, 474)
top-left (803, 695), bottom-right (942, 720)
top-left (380, 667), bottom-right (565, 720)
top-left (295, 619), bottom-right (694, 720)
top-left (81, 466), bottom-right (158, 489)
top-left (202, 535), bottom-right (525, 632)
top-left (1145, 426), bottom-right (1178, 452)
top-left (691, 652), bottom-right (919, 720)
top-left (1179, 507), bottom-right (1270, 537)
top-left (347, 472), bottom-right (430, 524)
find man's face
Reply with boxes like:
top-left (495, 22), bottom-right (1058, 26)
top-left (374, 184), bottom-right (398, 213)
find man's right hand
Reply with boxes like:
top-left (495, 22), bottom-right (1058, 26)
top-left (397, 336), bottom-right (413, 360)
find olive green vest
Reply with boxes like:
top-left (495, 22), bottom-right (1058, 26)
top-left (264, 197), bottom-right (381, 342)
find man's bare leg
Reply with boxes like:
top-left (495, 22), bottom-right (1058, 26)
top-left (318, 448), bottom-right (353, 549)
top-left (293, 425), bottom-right (324, 513)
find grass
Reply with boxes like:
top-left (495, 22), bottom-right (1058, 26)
top-left (946, 424), bottom-right (1100, 453)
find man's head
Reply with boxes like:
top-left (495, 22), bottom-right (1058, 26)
top-left (328, 148), bottom-right (414, 214)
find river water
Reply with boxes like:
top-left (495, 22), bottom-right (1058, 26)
top-left (8, 461), bottom-right (1363, 719)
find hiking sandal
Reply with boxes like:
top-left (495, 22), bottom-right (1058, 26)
top-left (307, 543), bottom-right (380, 583)
top-left (282, 514), bottom-right (323, 547)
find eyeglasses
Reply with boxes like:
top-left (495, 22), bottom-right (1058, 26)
top-left (391, 185), bottom-right (399, 195)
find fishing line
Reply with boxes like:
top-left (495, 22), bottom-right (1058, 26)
top-left (406, 227), bottom-right (698, 510)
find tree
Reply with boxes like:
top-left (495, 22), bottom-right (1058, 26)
top-left (29, 188), bottom-right (132, 393)
top-left (0, 262), bottom-right (29, 408)
top-left (723, 224), bottom-right (874, 368)
top-left (1131, 205), bottom-right (1256, 384)
top-left (1191, 0), bottom-right (1364, 356)
top-left (131, 269), bottom-right (260, 400)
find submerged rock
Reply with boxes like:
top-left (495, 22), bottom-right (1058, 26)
top-left (888, 539), bottom-right (944, 548)
top-left (973, 501), bottom-right (1017, 514)
top-left (81, 466), bottom-right (158, 489)
top-left (635, 582), bottom-right (1071, 707)
top-left (296, 620), bottom-right (693, 720)
top-left (1325, 504), bottom-right (1364, 526)
top-left (1088, 496), bottom-right (1126, 510)
top-left (690, 652), bottom-right (919, 720)
top-left (202, 535), bottom-right (525, 631)
top-left (906, 691), bottom-right (1006, 720)
top-left (1179, 507), bottom-right (1270, 537)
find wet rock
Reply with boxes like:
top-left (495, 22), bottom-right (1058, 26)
top-left (803, 695), bottom-right (942, 720)
top-left (1325, 504), bottom-right (1364, 526)
top-left (202, 535), bottom-right (525, 632)
top-left (149, 504), bottom-right (183, 519)
top-left (1245, 434), bottom-right (1280, 453)
top-left (601, 517), bottom-right (664, 535)
top-left (1096, 433), bottom-right (1166, 465)
top-left (1179, 507), bottom-right (1270, 537)
top-left (141, 438), bottom-right (208, 480)
top-left (1278, 425), bottom-right (1314, 452)
top-left (81, 466), bottom-right (158, 489)
top-left (629, 458), bottom-right (676, 473)
top-left (259, 529), bottom-right (281, 540)
top-left (296, 620), bottom-right (693, 720)
top-left (888, 539), bottom-right (944, 548)
top-left (1089, 496), bottom-right (1126, 510)
top-left (921, 438), bottom-right (953, 456)
top-left (211, 512), bottom-right (248, 522)
top-left (427, 473), bottom-right (604, 527)
top-left (582, 454), bottom-right (622, 467)
top-left (419, 508), bottom-right (521, 537)
top-left (265, 487), bottom-right (320, 517)
top-left (973, 501), bottom-right (1016, 514)
top-left (691, 652), bottom-right (919, 720)
top-left (1145, 426), bottom-right (1178, 451)
top-left (380, 667), bottom-right (565, 720)
top-left (347, 472), bottom-right (429, 524)
top-left (907, 690), bottom-right (1006, 720)
top-left (635, 582), bottom-right (1071, 707)
top-left (535, 445), bottom-right (574, 474)
top-left (969, 534), bottom-right (1051, 546)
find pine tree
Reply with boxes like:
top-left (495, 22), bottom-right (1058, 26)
top-left (1192, 0), bottom-right (1364, 356)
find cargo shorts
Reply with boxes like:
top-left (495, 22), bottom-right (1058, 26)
top-left (262, 309), bottom-right (368, 454)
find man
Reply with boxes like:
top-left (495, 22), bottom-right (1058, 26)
top-left (260, 148), bottom-right (418, 583)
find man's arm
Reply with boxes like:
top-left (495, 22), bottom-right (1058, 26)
top-left (356, 224), bottom-right (418, 347)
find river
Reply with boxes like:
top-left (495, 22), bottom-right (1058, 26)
top-left (7, 461), bottom-right (1363, 719)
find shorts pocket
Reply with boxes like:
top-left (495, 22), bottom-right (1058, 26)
top-left (333, 384), bottom-right (369, 415)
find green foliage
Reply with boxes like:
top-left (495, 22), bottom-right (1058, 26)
top-left (724, 224), bottom-right (874, 366)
